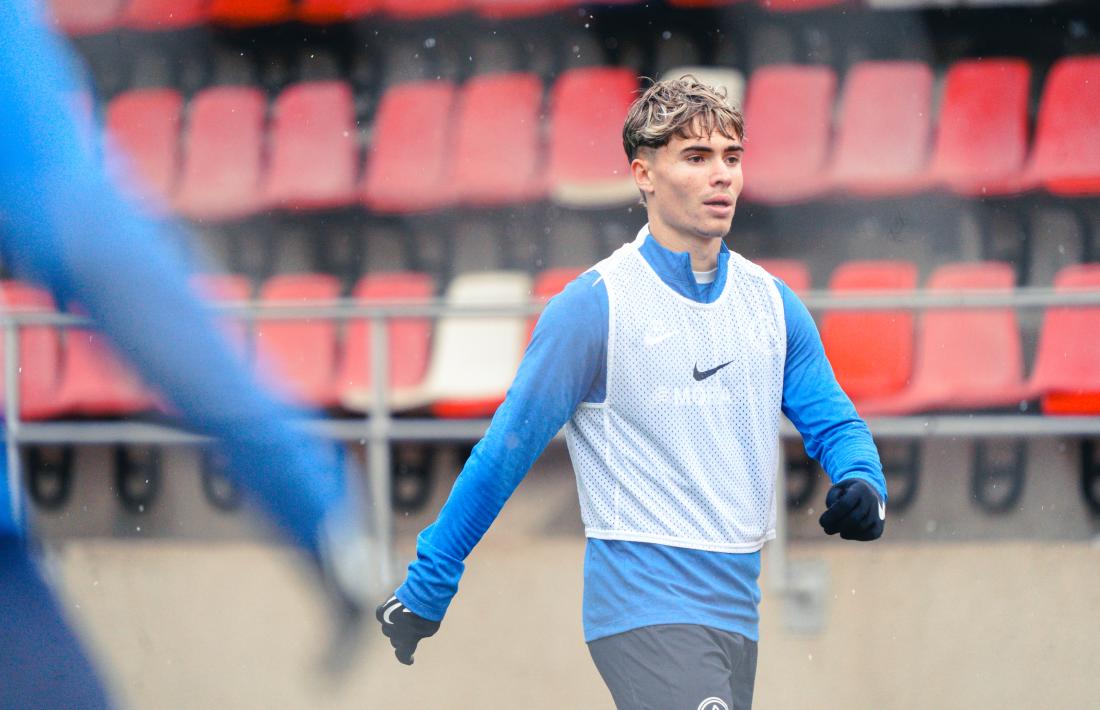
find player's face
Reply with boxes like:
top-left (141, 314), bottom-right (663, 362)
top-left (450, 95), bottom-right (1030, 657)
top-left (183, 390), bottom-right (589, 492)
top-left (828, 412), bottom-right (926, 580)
top-left (633, 126), bottom-right (744, 242)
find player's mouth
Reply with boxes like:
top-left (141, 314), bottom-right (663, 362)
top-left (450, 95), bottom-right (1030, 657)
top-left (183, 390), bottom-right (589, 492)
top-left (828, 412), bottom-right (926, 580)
top-left (702, 195), bottom-right (734, 217)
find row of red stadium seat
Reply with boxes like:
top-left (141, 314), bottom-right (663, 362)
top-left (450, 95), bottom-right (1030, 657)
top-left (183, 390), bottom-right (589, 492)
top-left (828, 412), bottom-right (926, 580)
top-left (102, 56), bottom-right (1100, 221)
top-left (48, 0), bottom-right (848, 35)
top-left (2, 262), bottom-right (1098, 421)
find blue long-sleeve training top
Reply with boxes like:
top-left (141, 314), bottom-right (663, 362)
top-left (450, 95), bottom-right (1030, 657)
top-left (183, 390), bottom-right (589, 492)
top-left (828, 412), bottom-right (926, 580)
top-left (398, 231), bottom-right (885, 643)
top-left (0, 0), bottom-right (346, 550)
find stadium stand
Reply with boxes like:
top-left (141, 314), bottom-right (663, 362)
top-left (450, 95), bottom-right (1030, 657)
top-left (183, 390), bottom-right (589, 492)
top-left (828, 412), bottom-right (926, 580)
top-left (263, 81), bottom-right (360, 211)
top-left (528, 267), bottom-right (584, 341)
top-left (452, 73), bottom-right (547, 207)
top-left (820, 261), bottom-right (918, 408)
top-left (361, 81), bottom-right (458, 214)
top-left (423, 271), bottom-right (532, 418)
top-left (174, 86), bottom-right (267, 221)
top-left (254, 273), bottom-right (342, 408)
top-left (859, 262), bottom-right (1028, 414)
top-left (378, 0), bottom-right (468, 20)
top-left (105, 88), bottom-right (183, 213)
top-left (1027, 54), bottom-right (1100, 196)
top-left (46, 0), bottom-right (122, 36)
top-left (55, 325), bottom-right (158, 417)
top-left (1028, 263), bottom-right (1100, 415)
top-left (548, 67), bottom-right (638, 207)
top-left (471, 0), bottom-right (573, 20)
top-left (120, 0), bottom-right (208, 30)
top-left (297, 0), bottom-right (378, 23)
top-left (207, 0), bottom-right (295, 26)
top-left (928, 58), bottom-right (1032, 197)
top-left (755, 259), bottom-right (811, 292)
top-left (189, 273), bottom-right (253, 355)
top-left (740, 64), bottom-right (835, 204)
top-left (340, 272), bottom-right (435, 412)
top-left (827, 61), bottom-right (934, 197)
top-left (0, 283), bottom-right (64, 421)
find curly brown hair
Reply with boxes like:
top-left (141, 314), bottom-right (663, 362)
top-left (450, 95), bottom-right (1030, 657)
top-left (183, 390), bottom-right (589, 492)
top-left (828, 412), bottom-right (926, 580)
top-left (622, 75), bottom-right (745, 162)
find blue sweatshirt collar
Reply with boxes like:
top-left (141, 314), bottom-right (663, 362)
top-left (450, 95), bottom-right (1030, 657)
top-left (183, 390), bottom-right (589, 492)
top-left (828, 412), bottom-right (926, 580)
top-left (633, 223), bottom-right (731, 305)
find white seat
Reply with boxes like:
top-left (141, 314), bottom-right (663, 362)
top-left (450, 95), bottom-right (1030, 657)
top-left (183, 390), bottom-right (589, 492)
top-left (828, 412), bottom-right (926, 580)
top-left (417, 271), bottom-right (533, 414)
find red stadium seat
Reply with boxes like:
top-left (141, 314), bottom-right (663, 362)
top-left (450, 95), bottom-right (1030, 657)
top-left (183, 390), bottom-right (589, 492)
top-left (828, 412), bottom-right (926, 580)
top-left (828, 61), bottom-right (934, 197)
top-left (471, 0), bottom-right (570, 19)
top-left (105, 89), bottom-right (183, 214)
top-left (56, 322), bottom-right (158, 417)
top-left (861, 262), bottom-right (1028, 415)
top-left (208, 0), bottom-right (294, 26)
top-left (362, 81), bottom-right (458, 214)
top-left (0, 283), bottom-right (64, 421)
top-left (47, 0), bottom-right (122, 36)
top-left (453, 73), bottom-right (546, 207)
top-left (339, 272), bottom-right (435, 412)
top-left (528, 267), bottom-right (584, 341)
top-left (1028, 264), bottom-right (1100, 415)
top-left (120, 0), bottom-right (208, 30)
top-left (1027, 55), bottom-right (1100, 196)
top-left (255, 274), bottom-right (341, 409)
top-left (175, 86), bottom-right (267, 221)
top-left (548, 67), bottom-right (638, 207)
top-left (820, 261), bottom-right (917, 407)
top-left (378, 0), bottom-right (467, 20)
top-left (741, 65), bottom-right (835, 204)
top-left (929, 59), bottom-right (1033, 196)
top-left (189, 274), bottom-right (252, 356)
top-left (298, 0), bottom-right (378, 22)
top-left (264, 81), bottom-right (359, 211)
top-left (667, 0), bottom-right (746, 6)
top-left (754, 259), bottom-right (810, 293)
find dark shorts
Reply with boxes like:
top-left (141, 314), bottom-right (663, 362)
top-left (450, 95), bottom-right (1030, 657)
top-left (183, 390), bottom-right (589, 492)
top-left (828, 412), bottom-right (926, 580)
top-left (588, 624), bottom-right (757, 710)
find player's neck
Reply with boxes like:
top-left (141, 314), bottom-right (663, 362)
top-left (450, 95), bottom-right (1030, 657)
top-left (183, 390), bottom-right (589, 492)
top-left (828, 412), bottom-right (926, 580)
top-left (646, 223), bottom-right (723, 272)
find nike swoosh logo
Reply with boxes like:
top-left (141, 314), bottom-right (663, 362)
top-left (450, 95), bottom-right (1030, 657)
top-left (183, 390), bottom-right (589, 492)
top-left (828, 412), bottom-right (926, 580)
top-left (644, 331), bottom-right (675, 346)
top-left (693, 361), bottom-right (733, 381)
top-left (878, 499), bottom-right (886, 521)
top-left (383, 600), bottom-right (409, 625)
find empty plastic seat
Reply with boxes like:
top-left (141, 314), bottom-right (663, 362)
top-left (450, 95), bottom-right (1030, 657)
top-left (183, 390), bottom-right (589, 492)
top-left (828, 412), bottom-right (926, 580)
top-left (120, 0), bottom-right (208, 30)
top-left (298, 0), bottom-right (378, 22)
top-left (47, 0), bottom-right (122, 35)
top-left (264, 81), bottom-right (359, 211)
top-left (208, 0), bottom-right (294, 25)
top-left (548, 68), bottom-right (638, 207)
top-left (362, 81), bottom-right (458, 214)
top-left (56, 324), bottom-right (158, 417)
top-left (820, 261), bottom-right (918, 406)
top-left (862, 262), bottom-right (1028, 414)
top-left (254, 274), bottom-right (341, 409)
top-left (828, 61), bottom-right (934, 197)
top-left (1027, 55), bottom-right (1100, 196)
top-left (741, 65), bottom-right (835, 204)
top-left (189, 273), bottom-right (252, 356)
top-left (660, 66), bottom-right (745, 109)
top-left (423, 271), bottom-right (532, 418)
top-left (379, 0), bottom-right (467, 19)
top-left (175, 86), bottom-right (267, 221)
top-left (667, 0), bottom-right (746, 6)
top-left (757, 0), bottom-right (848, 10)
top-left (452, 73), bottom-right (546, 207)
top-left (1028, 264), bottom-right (1100, 415)
top-left (105, 89), bottom-right (184, 213)
top-left (340, 272), bottom-right (435, 412)
top-left (0, 283), bottom-right (64, 421)
top-left (929, 59), bottom-right (1032, 196)
top-left (754, 259), bottom-right (810, 292)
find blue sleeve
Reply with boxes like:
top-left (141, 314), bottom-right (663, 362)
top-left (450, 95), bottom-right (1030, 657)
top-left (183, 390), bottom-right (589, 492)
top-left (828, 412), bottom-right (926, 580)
top-left (777, 280), bottom-right (887, 501)
top-left (0, 1), bottom-right (344, 551)
top-left (397, 271), bottom-right (608, 620)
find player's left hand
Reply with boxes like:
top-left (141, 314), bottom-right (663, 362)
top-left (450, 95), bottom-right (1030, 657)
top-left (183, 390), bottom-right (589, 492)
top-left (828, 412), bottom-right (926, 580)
top-left (376, 595), bottom-right (441, 665)
top-left (819, 479), bottom-right (885, 541)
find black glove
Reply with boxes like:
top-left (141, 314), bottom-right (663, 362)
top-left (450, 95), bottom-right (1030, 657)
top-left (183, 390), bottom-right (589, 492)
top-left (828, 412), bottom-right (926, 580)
top-left (376, 595), bottom-right (441, 665)
top-left (818, 479), bottom-right (885, 541)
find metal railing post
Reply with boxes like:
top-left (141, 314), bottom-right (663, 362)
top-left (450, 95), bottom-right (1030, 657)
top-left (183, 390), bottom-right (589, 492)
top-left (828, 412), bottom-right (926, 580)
top-left (367, 313), bottom-right (395, 587)
top-left (4, 321), bottom-right (23, 530)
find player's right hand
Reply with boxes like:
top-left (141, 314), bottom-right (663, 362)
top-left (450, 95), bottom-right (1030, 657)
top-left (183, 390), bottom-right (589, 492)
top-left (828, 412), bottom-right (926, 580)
top-left (376, 595), bottom-right (441, 665)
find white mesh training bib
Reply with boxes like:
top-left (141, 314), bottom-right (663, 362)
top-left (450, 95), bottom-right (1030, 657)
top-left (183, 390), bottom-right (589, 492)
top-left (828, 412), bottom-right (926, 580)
top-left (566, 230), bottom-right (787, 553)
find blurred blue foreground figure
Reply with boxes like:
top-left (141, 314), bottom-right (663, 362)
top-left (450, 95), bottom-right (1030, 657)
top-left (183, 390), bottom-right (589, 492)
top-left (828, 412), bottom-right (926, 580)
top-left (0, 2), bottom-right (375, 707)
top-left (376, 77), bottom-right (888, 709)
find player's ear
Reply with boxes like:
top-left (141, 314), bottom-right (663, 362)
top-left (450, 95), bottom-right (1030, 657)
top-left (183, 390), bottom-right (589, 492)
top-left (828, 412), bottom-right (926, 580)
top-left (631, 155), bottom-right (655, 198)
